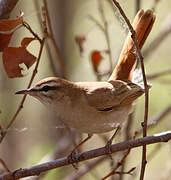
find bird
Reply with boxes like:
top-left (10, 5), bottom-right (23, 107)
top-left (16, 9), bottom-right (155, 154)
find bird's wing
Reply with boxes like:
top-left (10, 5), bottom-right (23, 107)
top-left (84, 80), bottom-right (144, 111)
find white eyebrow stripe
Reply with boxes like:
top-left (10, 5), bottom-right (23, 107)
top-left (34, 82), bottom-right (61, 90)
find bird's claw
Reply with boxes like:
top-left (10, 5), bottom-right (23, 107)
top-left (67, 150), bottom-right (79, 170)
top-left (105, 140), bottom-right (113, 160)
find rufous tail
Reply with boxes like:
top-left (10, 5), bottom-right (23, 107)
top-left (109, 9), bottom-right (156, 81)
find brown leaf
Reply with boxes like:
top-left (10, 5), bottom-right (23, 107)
top-left (2, 47), bottom-right (36, 78)
top-left (0, 12), bottom-right (24, 31)
top-left (91, 50), bottom-right (103, 72)
top-left (21, 37), bottom-right (36, 48)
top-left (75, 36), bottom-right (86, 55)
top-left (0, 33), bottom-right (13, 51)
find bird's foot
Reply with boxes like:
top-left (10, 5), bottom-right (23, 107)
top-left (67, 150), bottom-right (79, 170)
top-left (67, 134), bottom-right (93, 169)
top-left (105, 126), bottom-right (121, 160)
top-left (105, 139), bottom-right (113, 160)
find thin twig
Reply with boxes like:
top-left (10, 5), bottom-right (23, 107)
top-left (88, 15), bottom-right (105, 32)
top-left (1, 131), bottom-right (171, 180)
top-left (102, 149), bottom-right (131, 180)
top-left (147, 69), bottom-right (171, 80)
top-left (87, 15), bottom-right (105, 82)
top-left (34, 1), bottom-right (59, 77)
top-left (22, 21), bottom-right (42, 43)
top-left (135, 0), bottom-right (141, 14)
top-left (88, 1), bottom-right (114, 80)
top-left (111, 1), bottom-right (149, 180)
top-left (98, 0), bottom-right (113, 73)
top-left (119, 113), bottom-right (134, 180)
top-left (143, 13), bottom-right (171, 58)
top-left (0, 159), bottom-right (10, 172)
top-left (0, 12), bottom-right (47, 144)
top-left (43, 0), bottom-right (66, 78)
top-left (135, 105), bottom-right (171, 137)
top-left (64, 157), bottom-right (106, 180)
top-left (113, 167), bottom-right (136, 175)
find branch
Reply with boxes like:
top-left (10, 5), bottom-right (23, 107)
top-left (119, 113), bottom-right (134, 180)
top-left (135, 0), bottom-right (141, 14)
top-left (135, 105), bottom-right (171, 137)
top-left (0, 159), bottom-right (10, 173)
top-left (143, 13), bottom-right (171, 58)
top-left (34, 135), bottom-right (75, 180)
top-left (0, 0), bottom-right (19, 19)
top-left (43, 0), bottom-right (66, 78)
top-left (34, 1), bottom-right (60, 77)
top-left (98, 0), bottom-right (113, 73)
top-left (147, 69), bottom-right (171, 80)
top-left (88, 15), bottom-right (105, 32)
top-left (1, 131), bottom-right (171, 180)
top-left (0, 10), bottom-right (47, 144)
top-left (102, 149), bottom-right (131, 180)
top-left (64, 157), bottom-right (106, 180)
top-left (111, 1), bottom-right (150, 179)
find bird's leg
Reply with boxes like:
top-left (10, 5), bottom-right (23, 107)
top-left (68, 134), bottom-right (93, 169)
top-left (105, 126), bottom-right (121, 160)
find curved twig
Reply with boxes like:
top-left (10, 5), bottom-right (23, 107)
top-left (111, 1), bottom-right (150, 179)
top-left (0, 11), bottom-right (47, 144)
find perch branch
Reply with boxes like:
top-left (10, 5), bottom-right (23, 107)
top-left (64, 157), bottom-right (106, 180)
top-left (1, 131), bottom-right (171, 180)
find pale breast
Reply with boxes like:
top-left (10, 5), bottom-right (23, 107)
top-left (60, 99), bottom-right (133, 134)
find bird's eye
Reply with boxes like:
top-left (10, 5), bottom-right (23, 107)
top-left (42, 85), bottom-right (50, 92)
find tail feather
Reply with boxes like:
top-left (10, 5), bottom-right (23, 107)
top-left (109, 9), bottom-right (156, 81)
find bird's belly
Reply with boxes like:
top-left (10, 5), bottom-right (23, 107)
top-left (61, 104), bottom-right (132, 134)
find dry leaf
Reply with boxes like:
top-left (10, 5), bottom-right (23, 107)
top-left (21, 37), bottom-right (36, 48)
top-left (0, 12), bottom-right (24, 31)
top-left (2, 42), bottom-right (36, 78)
top-left (91, 50), bottom-right (103, 72)
top-left (0, 13), bottom-right (24, 52)
top-left (75, 36), bottom-right (86, 55)
top-left (0, 33), bottom-right (13, 51)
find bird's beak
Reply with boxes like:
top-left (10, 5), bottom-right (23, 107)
top-left (15, 89), bottom-right (32, 95)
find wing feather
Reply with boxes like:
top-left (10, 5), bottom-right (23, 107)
top-left (83, 80), bottom-right (144, 110)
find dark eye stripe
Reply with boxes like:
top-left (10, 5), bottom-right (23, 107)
top-left (40, 86), bottom-right (58, 92)
top-left (98, 107), bottom-right (113, 112)
top-left (98, 104), bottom-right (120, 112)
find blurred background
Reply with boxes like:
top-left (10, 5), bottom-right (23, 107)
top-left (0, 0), bottom-right (171, 179)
